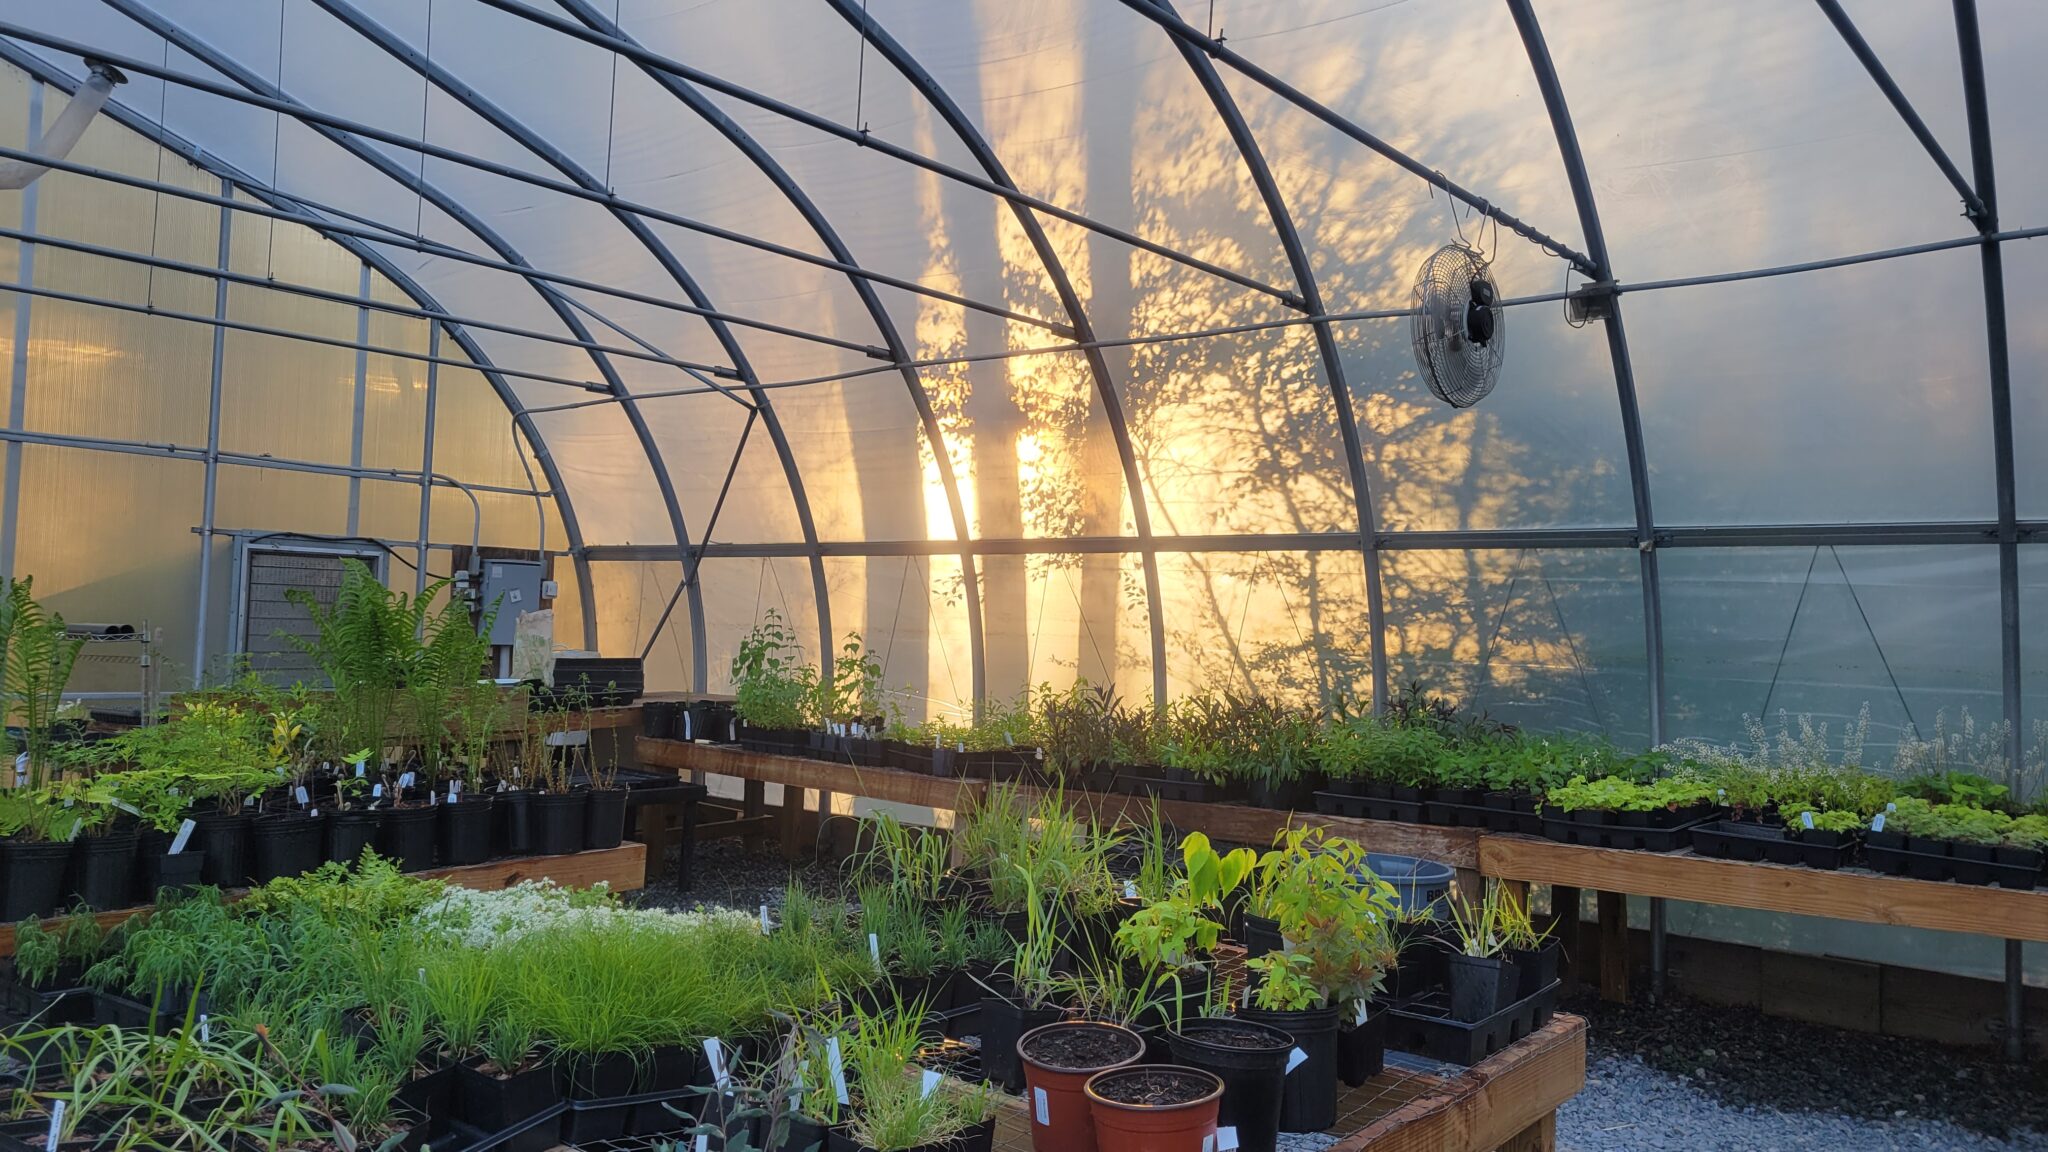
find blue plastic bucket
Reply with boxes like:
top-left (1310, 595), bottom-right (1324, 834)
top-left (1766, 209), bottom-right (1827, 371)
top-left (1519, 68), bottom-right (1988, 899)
top-left (1360, 851), bottom-right (1454, 915)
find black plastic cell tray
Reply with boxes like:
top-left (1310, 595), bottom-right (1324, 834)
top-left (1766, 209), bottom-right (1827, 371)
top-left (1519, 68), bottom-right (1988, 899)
top-left (1863, 843), bottom-right (2038, 889)
top-left (1540, 813), bottom-right (1708, 852)
top-left (1384, 981), bottom-right (1559, 1066)
top-left (1689, 820), bottom-right (1854, 870)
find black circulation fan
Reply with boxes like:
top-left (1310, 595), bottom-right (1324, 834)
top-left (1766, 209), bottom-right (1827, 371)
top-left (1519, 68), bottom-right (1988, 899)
top-left (1410, 243), bottom-right (1506, 408)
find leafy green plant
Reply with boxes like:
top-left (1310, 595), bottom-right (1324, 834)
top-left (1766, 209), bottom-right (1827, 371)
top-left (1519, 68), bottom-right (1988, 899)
top-left (409, 591), bottom-right (499, 784)
top-left (286, 560), bottom-right (431, 768)
top-left (1787, 808), bottom-right (1866, 835)
top-left (1246, 949), bottom-right (1323, 1011)
top-left (0, 578), bottom-right (83, 784)
top-left (730, 611), bottom-right (819, 731)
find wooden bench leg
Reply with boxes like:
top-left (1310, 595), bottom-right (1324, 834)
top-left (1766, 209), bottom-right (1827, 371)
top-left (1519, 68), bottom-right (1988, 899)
top-left (1497, 1112), bottom-right (1556, 1152)
top-left (1551, 885), bottom-right (1581, 994)
top-left (742, 779), bottom-right (766, 853)
top-left (778, 788), bottom-right (806, 862)
top-left (638, 806), bottom-right (674, 887)
top-left (1598, 890), bottom-right (1629, 1004)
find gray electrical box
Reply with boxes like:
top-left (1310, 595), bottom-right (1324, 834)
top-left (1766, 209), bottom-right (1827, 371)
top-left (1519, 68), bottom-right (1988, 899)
top-left (476, 560), bottom-right (543, 645)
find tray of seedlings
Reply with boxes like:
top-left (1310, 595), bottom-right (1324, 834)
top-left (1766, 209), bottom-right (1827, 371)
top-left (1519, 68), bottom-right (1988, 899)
top-left (1861, 800), bottom-right (2047, 889)
top-left (1382, 881), bottom-right (1561, 1066)
top-left (1538, 776), bottom-right (1719, 852)
top-left (1690, 808), bottom-right (1862, 871)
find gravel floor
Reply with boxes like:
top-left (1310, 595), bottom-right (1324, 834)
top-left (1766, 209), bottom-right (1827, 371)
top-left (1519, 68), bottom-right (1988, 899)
top-left (632, 850), bottom-right (2048, 1151)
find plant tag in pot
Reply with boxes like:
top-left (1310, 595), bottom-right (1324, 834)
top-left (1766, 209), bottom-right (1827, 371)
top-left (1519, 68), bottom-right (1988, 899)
top-left (353, 761), bottom-right (365, 777)
top-left (920, 1069), bottom-right (941, 1098)
top-left (294, 786), bottom-right (309, 806)
top-left (399, 771), bottom-right (416, 789)
top-left (1123, 880), bottom-right (1138, 899)
top-left (1800, 811), bottom-right (1815, 830)
top-left (1033, 1087), bottom-right (1049, 1126)
top-left (1871, 813), bottom-right (1887, 833)
top-left (1353, 1001), bottom-right (1370, 1026)
top-left (244, 795), bottom-right (255, 807)
top-left (199, 1013), bottom-right (209, 1043)
top-left (111, 799), bottom-right (140, 817)
top-left (373, 784), bottom-right (385, 799)
top-left (310, 809), bottom-right (318, 819)
top-left (44, 1098), bottom-right (63, 1152)
top-left (682, 711), bottom-right (693, 739)
top-left (826, 1036), bottom-right (849, 1104)
top-left (759, 904), bottom-right (771, 933)
top-left (1285, 1047), bottom-right (1308, 1075)
top-left (168, 819), bottom-right (196, 855)
top-left (694, 1136), bottom-right (708, 1152)
top-left (869, 932), bottom-right (882, 970)
top-left (704, 1037), bottom-right (729, 1088)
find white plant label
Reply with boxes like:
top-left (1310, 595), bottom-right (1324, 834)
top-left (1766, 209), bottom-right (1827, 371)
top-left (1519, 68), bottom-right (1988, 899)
top-left (14, 751), bottom-right (27, 781)
top-left (372, 784), bottom-right (385, 799)
top-left (703, 1037), bottom-right (730, 1088)
top-left (198, 1013), bottom-right (209, 1043)
top-left (1871, 812), bottom-right (1887, 833)
top-left (826, 1036), bottom-right (849, 1104)
top-left (450, 780), bottom-right (461, 797)
top-left (1800, 810), bottom-right (1815, 830)
top-left (759, 904), bottom-right (772, 933)
top-left (869, 932), bottom-right (882, 969)
top-left (110, 800), bottom-right (140, 817)
top-left (67, 818), bottom-right (81, 842)
top-left (920, 1069), bottom-right (941, 1098)
top-left (243, 795), bottom-right (256, 807)
top-left (446, 791), bottom-right (457, 805)
top-left (399, 772), bottom-right (415, 789)
top-left (294, 786), bottom-right (309, 806)
top-left (694, 1136), bottom-right (708, 1152)
top-left (1123, 880), bottom-right (1138, 900)
top-left (1033, 1087), bottom-right (1050, 1126)
top-left (682, 712), bottom-right (693, 740)
top-left (167, 819), bottom-right (196, 855)
top-left (1216, 1127), bottom-right (1239, 1151)
top-left (1353, 1000), bottom-right (1370, 1026)
top-left (44, 1099), bottom-right (64, 1152)
top-left (1285, 1047), bottom-right (1308, 1075)
top-left (309, 809), bottom-right (319, 819)
top-left (1003, 732), bottom-right (1014, 747)
top-left (1203, 1137), bottom-right (1214, 1152)
top-left (353, 761), bottom-right (365, 777)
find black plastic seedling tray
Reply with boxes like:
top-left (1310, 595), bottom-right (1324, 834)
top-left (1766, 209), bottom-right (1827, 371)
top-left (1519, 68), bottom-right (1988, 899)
top-left (1539, 805), bottom-right (1714, 852)
top-left (1690, 821), bottom-right (1856, 870)
top-left (1384, 981), bottom-right (1559, 1066)
top-left (1863, 839), bottom-right (2039, 889)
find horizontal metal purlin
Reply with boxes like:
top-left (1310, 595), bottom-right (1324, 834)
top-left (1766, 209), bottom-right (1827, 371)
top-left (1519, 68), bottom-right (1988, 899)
top-left (579, 522), bottom-right (2046, 562)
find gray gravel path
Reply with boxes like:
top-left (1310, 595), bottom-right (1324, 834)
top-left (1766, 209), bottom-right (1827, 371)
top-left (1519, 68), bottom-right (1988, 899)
top-left (1562, 1055), bottom-right (2047, 1152)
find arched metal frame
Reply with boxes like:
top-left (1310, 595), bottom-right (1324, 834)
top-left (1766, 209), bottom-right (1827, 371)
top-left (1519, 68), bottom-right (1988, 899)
top-left (0, 0), bottom-right (2031, 748)
top-left (0, 37), bottom-right (603, 653)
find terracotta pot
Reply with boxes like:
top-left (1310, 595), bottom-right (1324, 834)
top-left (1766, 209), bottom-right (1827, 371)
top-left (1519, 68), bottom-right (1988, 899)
top-left (1084, 1065), bottom-right (1222, 1152)
top-left (1018, 1021), bottom-right (1145, 1152)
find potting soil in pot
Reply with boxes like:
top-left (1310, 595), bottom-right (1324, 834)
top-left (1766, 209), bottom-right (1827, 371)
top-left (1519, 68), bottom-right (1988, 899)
top-left (1020, 1022), bottom-right (1145, 1152)
top-left (1166, 1019), bottom-right (1292, 1152)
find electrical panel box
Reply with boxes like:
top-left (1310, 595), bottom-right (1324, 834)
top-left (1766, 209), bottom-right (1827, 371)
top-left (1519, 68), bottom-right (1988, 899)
top-left (477, 560), bottom-right (543, 645)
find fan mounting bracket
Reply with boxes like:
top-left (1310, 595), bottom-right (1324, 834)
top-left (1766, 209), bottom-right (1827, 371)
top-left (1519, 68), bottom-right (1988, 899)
top-left (1566, 280), bottom-right (1617, 323)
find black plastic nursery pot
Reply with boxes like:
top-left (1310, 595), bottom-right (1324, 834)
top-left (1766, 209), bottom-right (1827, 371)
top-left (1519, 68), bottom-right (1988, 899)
top-left (1505, 941), bottom-right (1562, 1001)
top-left (584, 787), bottom-right (628, 851)
top-left (377, 805), bottom-right (440, 872)
top-left (556, 1050), bottom-right (640, 1142)
top-left (494, 788), bottom-right (537, 857)
top-left (0, 838), bottom-right (72, 921)
top-left (1336, 1007), bottom-right (1389, 1087)
top-left (134, 826), bottom-right (204, 899)
top-left (395, 1060), bottom-right (459, 1140)
top-left (247, 812), bottom-right (326, 885)
top-left (979, 996), bottom-right (1063, 1092)
top-left (326, 807), bottom-right (382, 866)
top-left (68, 827), bottom-right (138, 910)
top-left (1166, 1017), bottom-right (1293, 1152)
top-left (1238, 1003), bottom-right (1338, 1134)
top-left (190, 811), bottom-right (250, 888)
top-left (625, 1043), bottom-right (704, 1136)
top-left (532, 791), bottom-right (589, 856)
top-left (641, 699), bottom-right (680, 740)
top-left (437, 793), bottom-right (498, 867)
top-left (1240, 912), bottom-right (1284, 960)
top-left (455, 1057), bottom-right (565, 1152)
top-left (1445, 952), bottom-right (1519, 1024)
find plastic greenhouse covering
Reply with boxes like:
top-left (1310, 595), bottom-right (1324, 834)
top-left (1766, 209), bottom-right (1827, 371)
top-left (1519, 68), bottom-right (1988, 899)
top-left (0, 0), bottom-right (2042, 831)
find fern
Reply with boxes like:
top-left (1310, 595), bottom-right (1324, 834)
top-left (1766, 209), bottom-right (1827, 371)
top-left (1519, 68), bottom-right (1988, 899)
top-left (285, 562), bottom-right (431, 769)
top-left (0, 577), bottom-right (83, 785)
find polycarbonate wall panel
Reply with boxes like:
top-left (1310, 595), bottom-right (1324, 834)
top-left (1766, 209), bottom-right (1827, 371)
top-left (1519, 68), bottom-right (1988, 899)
top-left (1126, 323), bottom-right (1353, 537)
top-left (698, 557), bottom-right (826, 696)
top-left (1661, 547), bottom-right (2005, 773)
top-left (1337, 314), bottom-right (1633, 532)
top-left (1629, 247), bottom-right (1996, 526)
top-left (822, 554), bottom-right (976, 723)
top-left (1383, 548), bottom-right (1649, 743)
top-left (2008, 238), bottom-right (2048, 519)
top-left (14, 448), bottom-right (202, 690)
top-left (1543, 0), bottom-right (1974, 283)
top-left (1157, 549), bottom-right (1374, 708)
top-left (582, 561), bottom-right (694, 686)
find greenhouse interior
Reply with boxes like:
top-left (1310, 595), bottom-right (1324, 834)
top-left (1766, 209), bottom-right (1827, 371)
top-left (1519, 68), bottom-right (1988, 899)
top-left (0, 1), bottom-right (2039, 1150)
